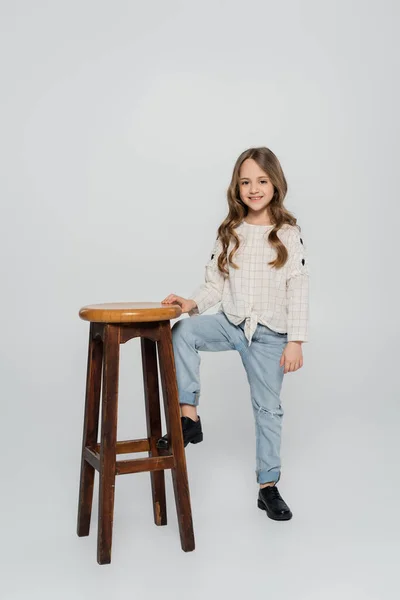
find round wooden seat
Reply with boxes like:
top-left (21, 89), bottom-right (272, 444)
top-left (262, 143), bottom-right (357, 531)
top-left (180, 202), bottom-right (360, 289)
top-left (79, 302), bottom-right (182, 323)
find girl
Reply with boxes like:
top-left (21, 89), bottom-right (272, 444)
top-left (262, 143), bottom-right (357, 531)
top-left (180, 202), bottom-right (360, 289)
top-left (157, 146), bottom-right (309, 521)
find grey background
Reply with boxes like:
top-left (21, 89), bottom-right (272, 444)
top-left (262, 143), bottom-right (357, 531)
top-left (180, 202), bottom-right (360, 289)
top-left (1, 1), bottom-right (399, 598)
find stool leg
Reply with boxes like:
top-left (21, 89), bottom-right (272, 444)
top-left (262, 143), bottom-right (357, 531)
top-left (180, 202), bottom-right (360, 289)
top-left (157, 321), bottom-right (195, 552)
top-left (141, 337), bottom-right (167, 526)
top-left (97, 324), bottom-right (120, 565)
top-left (77, 323), bottom-right (103, 537)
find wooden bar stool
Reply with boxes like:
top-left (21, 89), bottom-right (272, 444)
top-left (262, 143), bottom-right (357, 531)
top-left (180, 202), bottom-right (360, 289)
top-left (76, 302), bottom-right (195, 565)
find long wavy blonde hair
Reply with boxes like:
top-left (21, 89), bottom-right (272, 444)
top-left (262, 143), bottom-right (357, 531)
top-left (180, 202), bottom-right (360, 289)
top-left (216, 146), bottom-right (300, 276)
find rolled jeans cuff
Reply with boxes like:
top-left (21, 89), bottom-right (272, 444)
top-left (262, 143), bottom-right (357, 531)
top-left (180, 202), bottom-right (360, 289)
top-left (178, 390), bottom-right (200, 406)
top-left (257, 469), bottom-right (281, 485)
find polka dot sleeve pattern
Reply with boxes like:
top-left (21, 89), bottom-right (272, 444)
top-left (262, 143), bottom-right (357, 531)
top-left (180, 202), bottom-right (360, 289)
top-left (285, 228), bottom-right (310, 342)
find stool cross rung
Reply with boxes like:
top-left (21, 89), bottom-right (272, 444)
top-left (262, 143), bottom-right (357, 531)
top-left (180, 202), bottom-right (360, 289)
top-left (94, 438), bottom-right (151, 454)
top-left (115, 455), bottom-right (175, 475)
top-left (83, 447), bottom-right (175, 475)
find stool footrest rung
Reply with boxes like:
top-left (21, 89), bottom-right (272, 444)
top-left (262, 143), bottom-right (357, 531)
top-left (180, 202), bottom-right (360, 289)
top-left (94, 438), bottom-right (151, 454)
top-left (83, 446), bottom-right (175, 475)
top-left (116, 455), bottom-right (175, 475)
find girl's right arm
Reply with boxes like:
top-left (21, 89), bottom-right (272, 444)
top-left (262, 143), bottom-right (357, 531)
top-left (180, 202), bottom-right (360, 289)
top-left (161, 236), bottom-right (225, 315)
top-left (187, 236), bottom-right (225, 316)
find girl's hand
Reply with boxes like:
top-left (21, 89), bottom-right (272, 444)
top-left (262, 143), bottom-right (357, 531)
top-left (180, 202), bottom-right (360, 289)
top-left (280, 341), bottom-right (303, 374)
top-left (161, 294), bottom-right (197, 314)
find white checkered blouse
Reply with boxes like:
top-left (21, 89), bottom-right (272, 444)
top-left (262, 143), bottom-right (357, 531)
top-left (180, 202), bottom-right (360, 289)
top-left (188, 220), bottom-right (309, 346)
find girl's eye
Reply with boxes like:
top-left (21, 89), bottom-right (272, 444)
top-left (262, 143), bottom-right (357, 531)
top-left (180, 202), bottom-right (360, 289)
top-left (241, 180), bottom-right (268, 185)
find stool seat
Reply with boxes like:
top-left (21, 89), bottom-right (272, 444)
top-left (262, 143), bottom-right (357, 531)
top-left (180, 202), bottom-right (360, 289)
top-left (79, 302), bottom-right (182, 323)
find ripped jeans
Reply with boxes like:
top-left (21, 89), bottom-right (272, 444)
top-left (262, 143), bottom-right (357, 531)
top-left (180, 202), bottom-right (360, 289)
top-left (171, 311), bottom-right (288, 485)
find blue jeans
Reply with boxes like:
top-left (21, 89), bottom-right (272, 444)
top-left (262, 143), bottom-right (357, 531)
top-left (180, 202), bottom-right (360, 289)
top-left (171, 311), bottom-right (288, 485)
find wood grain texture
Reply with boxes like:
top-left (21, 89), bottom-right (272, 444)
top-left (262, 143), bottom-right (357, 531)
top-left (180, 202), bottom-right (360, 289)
top-left (116, 455), bottom-right (175, 475)
top-left (120, 322), bottom-right (160, 344)
top-left (97, 324), bottom-right (120, 565)
top-left (77, 315), bottom-right (195, 565)
top-left (141, 336), bottom-right (167, 526)
top-left (77, 323), bottom-right (103, 537)
top-left (157, 321), bottom-right (195, 552)
top-left (79, 302), bottom-right (182, 323)
top-left (94, 438), bottom-right (150, 454)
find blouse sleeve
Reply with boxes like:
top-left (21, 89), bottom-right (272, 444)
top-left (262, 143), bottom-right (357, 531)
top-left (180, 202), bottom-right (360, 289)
top-left (188, 236), bottom-right (226, 316)
top-left (285, 228), bottom-right (310, 342)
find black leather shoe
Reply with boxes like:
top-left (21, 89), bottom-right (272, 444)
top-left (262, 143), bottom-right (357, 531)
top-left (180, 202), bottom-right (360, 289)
top-left (156, 415), bottom-right (203, 449)
top-left (257, 485), bottom-right (293, 521)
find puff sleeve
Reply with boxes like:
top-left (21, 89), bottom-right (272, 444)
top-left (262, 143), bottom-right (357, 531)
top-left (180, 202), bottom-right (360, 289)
top-left (188, 236), bottom-right (226, 316)
top-left (285, 228), bottom-right (310, 342)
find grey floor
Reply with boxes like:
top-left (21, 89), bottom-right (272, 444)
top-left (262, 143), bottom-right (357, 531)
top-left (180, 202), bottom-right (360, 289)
top-left (3, 341), bottom-right (399, 600)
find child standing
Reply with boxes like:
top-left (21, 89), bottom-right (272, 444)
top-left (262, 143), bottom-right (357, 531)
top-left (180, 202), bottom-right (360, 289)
top-left (157, 146), bottom-right (309, 521)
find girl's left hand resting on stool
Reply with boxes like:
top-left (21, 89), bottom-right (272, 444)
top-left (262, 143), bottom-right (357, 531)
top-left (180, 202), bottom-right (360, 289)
top-left (280, 341), bottom-right (303, 374)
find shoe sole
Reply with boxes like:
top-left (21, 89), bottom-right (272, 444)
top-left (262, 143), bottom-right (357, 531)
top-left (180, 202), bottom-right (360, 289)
top-left (157, 432), bottom-right (203, 450)
top-left (185, 432), bottom-right (203, 446)
top-left (257, 499), bottom-right (293, 521)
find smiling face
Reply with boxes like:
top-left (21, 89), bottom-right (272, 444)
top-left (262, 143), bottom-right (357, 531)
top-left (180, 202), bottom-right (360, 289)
top-left (238, 158), bottom-right (275, 223)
